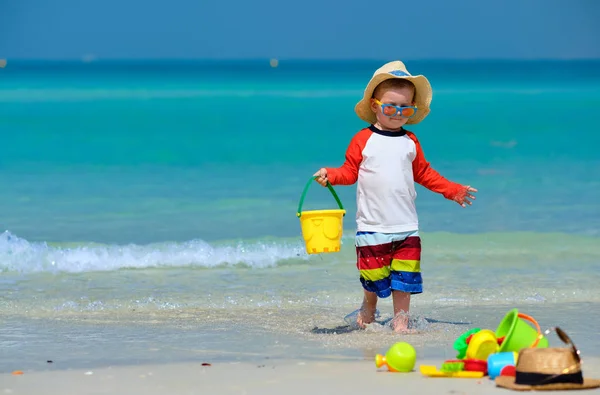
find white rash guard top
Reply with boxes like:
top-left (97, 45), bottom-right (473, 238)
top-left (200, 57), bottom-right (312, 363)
top-left (326, 125), bottom-right (464, 233)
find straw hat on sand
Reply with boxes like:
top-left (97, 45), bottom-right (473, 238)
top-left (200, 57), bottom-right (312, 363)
top-left (354, 60), bottom-right (432, 125)
top-left (496, 347), bottom-right (600, 391)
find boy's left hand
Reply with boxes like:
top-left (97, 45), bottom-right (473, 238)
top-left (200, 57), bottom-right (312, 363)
top-left (454, 185), bottom-right (478, 208)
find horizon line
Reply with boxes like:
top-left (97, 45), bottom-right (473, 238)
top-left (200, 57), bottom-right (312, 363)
top-left (2, 57), bottom-right (600, 63)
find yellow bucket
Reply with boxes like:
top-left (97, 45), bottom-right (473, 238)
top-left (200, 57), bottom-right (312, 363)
top-left (297, 176), bottom-right (346, 254)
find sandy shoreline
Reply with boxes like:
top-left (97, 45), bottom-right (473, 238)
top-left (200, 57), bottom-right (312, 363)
top-left (4, 357), bottom-right (600, 395)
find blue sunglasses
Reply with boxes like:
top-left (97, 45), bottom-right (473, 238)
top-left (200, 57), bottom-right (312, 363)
top-left (373, 99), bottom-right (417, 118)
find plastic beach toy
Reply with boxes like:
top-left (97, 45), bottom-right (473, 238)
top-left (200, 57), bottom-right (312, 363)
top-left (420, 365), bottom-right (484, 379)
top-left (453, 328), bottom-right (481, 359)
top-left (466, 329), bottom-right (499, 361)
top-left (442, 358), bottom-right (488, 374)
top-left (375, 342), bottom-right (417, 372)
top-left (297, 176), bottom-right (345, 254)
top-left (488, 352), bottom-right (518, 380)
top-left (495, 309), bottom-right (548, 353)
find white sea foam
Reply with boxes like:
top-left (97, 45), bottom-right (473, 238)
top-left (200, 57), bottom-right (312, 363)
top-left (0, 231), bottom-right (308, 273)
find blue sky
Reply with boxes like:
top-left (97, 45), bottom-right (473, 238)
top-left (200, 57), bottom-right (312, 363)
top-left (1, 0), bottom-right (599, 60)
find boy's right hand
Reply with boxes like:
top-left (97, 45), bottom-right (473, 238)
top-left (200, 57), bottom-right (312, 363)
top-left (314, 168), bottom-right (329, 187)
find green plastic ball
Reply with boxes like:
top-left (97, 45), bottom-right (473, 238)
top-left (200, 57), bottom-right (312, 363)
top-left (385, 342), bottom-right (416, 372)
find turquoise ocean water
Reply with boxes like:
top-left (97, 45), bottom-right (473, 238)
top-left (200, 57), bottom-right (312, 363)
top-left (1, 60), bottom-right (599, 372)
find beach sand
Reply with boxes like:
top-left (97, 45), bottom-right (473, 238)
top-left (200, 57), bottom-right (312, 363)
top-left (4, 357), bottom-right (600, 395)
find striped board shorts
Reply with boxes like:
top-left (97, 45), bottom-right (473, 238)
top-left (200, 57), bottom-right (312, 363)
top-left (355, 230), bottom-right (422, 298)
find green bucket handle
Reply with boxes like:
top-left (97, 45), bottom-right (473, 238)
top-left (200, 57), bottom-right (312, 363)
top-left (297, 176), bottom-right (345, 217)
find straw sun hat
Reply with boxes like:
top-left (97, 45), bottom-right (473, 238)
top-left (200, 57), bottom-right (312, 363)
top-left (496, 347), bottom-right (600, 391)
top-left (354, 61), bottom-right (432, 125)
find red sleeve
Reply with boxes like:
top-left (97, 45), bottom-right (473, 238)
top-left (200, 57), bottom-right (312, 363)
top-left (325, 128), bottom-right (371, 185)
top-left (406, 131), bottom-right (464, 200)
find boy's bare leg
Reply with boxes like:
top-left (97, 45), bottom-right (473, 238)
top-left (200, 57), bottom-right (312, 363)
top-left (391, 290), bottom-right (413, 333)
top-left (356, 290), bottom-right (378, 328)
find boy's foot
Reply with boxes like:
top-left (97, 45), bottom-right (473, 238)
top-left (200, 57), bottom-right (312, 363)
top-left (392, 325), bottom-right (418, 334)
top-left (391, 312), bottom-right (417, 334)
top-left (356, 305), bottom-right (377, 328)
top-left (356, 290), bottom-right (379, 329)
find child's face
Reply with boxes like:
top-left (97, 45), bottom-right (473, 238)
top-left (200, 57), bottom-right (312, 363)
top-left (370, 85), bottom-right (415, 130)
